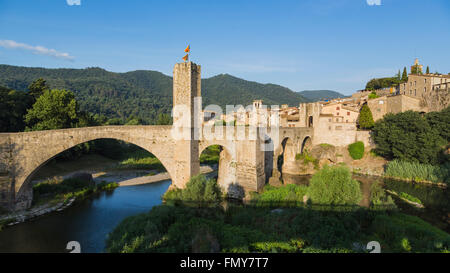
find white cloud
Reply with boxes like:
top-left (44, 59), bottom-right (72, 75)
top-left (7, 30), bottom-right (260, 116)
top-left (0, 40), bottom-right (74, 61)
top-left (66, 0), bottom-right (81, 6)
top-left (366, 0), bottom-right (381, 6)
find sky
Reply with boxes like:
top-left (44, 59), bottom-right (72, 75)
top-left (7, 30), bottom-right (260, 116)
top-left (0, 0), bottom-right (449, 95)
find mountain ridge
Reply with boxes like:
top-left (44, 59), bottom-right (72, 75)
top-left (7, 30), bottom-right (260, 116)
top-left (0, 64), bottom-right (308, 122)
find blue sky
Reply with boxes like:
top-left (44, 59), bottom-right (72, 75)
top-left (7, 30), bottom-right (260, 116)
top-left (0, 0), bottom-right (449, 95)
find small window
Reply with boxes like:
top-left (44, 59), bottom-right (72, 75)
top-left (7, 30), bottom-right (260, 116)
top-left (336, 107), bottom-right (340, 110)
top-left (337, 112), bottom-right (340, 116)
top-left (347, 112), bottom-right (350, 116)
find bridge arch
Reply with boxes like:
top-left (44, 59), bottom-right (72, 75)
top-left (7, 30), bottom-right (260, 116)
top-left (16, 136), bottom-right (175, 204)
top-left (301, 136), bottom-right (312, 154)
top-left (199, 141), bottom-right (237, 193)
top-left (5, 126), bottom-right (177, 209)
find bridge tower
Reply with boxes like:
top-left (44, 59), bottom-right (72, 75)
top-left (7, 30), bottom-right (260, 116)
top-left (172, 62), bottom-right (202, 188)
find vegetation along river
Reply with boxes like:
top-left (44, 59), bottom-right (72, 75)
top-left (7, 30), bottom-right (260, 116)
top-left (0, 174), bottom-right (448, 253)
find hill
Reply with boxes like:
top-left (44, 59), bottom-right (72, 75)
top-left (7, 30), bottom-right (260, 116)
top-left (0, 65), bottom-right (307, 123)
top-left (298, 90), bottom-right (346, 102)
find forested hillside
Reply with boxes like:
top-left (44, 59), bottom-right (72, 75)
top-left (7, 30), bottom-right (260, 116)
top-left (0, 65), bottom-right (307, 123)
top-left (297, 90), bottom-right (346, 102)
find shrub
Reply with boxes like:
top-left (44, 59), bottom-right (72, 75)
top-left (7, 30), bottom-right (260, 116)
top-left (250, 184), bottom-right (308, 207)
top-left (163, 175), bottom-right (222, 207)
top-left (308, 166), bottom-right (362, 205)
top-left (348, 141), bottom-right (364, 160)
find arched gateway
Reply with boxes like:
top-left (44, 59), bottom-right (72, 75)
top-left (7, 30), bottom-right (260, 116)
top-left (0, 62), bottom-right (313, 211)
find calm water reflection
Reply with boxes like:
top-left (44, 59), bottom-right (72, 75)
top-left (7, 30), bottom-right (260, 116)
top-left (0, 180), bottom-right (171, 253)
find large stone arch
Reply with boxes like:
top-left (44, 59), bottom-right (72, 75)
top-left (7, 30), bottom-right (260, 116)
top-left (4, 126), bottom-right (179, 209)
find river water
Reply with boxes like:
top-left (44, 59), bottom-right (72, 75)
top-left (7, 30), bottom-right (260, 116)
top-left (0, 174), bottom-right (448, 253)
top-left (0, 180), bottom-right (171, 253)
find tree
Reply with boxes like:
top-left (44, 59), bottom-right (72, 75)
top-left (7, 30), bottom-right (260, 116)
top-left (397, 70), bottom-right (401, 81)
top-left (0, 86), bottom-right (32, 132)
top-left (402, 67), bottom-right (408, 82)
top-left (308, 166), bottom-right (362, 205)
top-left (25, 89), bottom-right (79, 131)
top-left (156, 113), bottom-right (172, 125)
top-left (372, 111), bottom-right (446, 164)
top-left (426, 66), bottom-right (430, 74)
top-left (28, 78), bottom-right (49, 100)
top-left (358, 104), bottom-right (375, 129)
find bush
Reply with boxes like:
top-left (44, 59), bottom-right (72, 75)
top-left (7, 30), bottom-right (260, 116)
top-left (385, 159), bottom-right (449, 184)
top-left (348, 141), bottom-right (364, 160)
top-left (250, 184), bottom-right (308, 207)
top-left (163, 175), bottom-right (222, 207)
top-left (308, 166), bottom-right (362, 205)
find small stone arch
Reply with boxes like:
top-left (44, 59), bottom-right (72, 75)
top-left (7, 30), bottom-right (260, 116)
top-left (198, 142), bottom-right (237, 194)
top-left (301, 136), bottom-right (312, 154)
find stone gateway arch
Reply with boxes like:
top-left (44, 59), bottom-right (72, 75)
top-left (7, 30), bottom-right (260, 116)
top-left (0, 62), bottom-right (313, 211)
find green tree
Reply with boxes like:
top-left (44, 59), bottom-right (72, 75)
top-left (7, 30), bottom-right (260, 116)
top-left (426, 66), bottom-right (430, 74)
top-left (397, 70), bottom-right (401, 81)
top-left (28, 78), bottom-right (49, 100)
top-left (163, 175), bottom-right (222, 207)
top-left (402, 67), bottom-right (408, 82)
top-left (156, 113), bottom-right (172, 125)
top-left (358, 104), bottom-right (375, 129)
top-left (0, 86), bottom-right (32, 132)
top-left (372, 111), bottom-right (446, 164)
top-left (25, 89), bottom-right (79, 131)
top-left (307, 165), bottom-right (362, 205)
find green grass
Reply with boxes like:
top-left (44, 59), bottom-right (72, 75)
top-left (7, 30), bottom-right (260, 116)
top-left (398, 192), bottom-right (423, 205)
top-left (295, 151), bottom-right (319, 169)
top-left (319, 143), bottom-right (335, 148)
top-left (33, 177), bottom-right (119, 207)
top-left (385, 160), bottom-right (449, 184)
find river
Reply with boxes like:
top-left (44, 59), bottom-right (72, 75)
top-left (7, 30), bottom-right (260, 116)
top-left (0, 180), bottom-right (171, 253)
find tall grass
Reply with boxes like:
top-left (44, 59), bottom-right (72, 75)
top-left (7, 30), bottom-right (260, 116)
top-left (385, 160), bottom-right (449, 184)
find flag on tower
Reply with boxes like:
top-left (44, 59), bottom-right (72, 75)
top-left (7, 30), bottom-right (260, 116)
top-left (184, 45), bottom-right (190, 53)
top-left (182, 54), bottom-right (189, 62)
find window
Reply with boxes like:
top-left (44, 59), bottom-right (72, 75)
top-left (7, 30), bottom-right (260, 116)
top-left (328, 118), bottom-right (331, 122)
top-left (414, 89), bottom-right (416, 96)
top-left (424, 87), bottom-right (426, 93)
top-left (347, 112), bottom-right (350, 116)
top-left (336, 107), bottom-right (340, 110)
top-left (337, 112), bottom-right (340, 116)
top-left (424, 79), bottom-right (427, 84)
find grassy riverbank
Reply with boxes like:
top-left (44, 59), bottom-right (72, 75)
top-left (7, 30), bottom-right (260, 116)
top-left (33, 178), bottom-right (119, 207)
top-left (106, 167), bottom-right (450, 253)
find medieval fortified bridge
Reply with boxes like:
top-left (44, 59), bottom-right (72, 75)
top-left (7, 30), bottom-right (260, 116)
top-left (0, 62), bottom-right (314, 211)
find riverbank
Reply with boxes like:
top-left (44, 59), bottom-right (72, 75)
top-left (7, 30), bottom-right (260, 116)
top-left (0, 197), bottom-right (76, 230)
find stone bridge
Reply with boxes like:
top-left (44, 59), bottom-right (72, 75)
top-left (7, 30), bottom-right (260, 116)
top-left (0, 62), bottom-right (313, 211)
